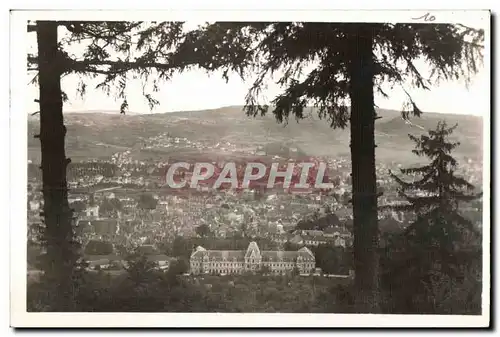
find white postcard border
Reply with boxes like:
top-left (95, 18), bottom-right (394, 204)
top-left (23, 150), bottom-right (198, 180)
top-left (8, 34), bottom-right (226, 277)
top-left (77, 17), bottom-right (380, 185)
top-left (9, 9), bottom-right (491, 328)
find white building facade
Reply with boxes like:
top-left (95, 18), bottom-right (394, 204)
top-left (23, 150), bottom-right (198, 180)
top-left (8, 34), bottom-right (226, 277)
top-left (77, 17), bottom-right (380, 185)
top-left (190, 241), bottom-right (315, 275)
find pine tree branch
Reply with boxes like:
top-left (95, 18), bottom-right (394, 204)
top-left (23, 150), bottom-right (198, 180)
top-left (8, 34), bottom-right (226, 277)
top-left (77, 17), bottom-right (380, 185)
top-left (28, 54), bottom-right (181, 75)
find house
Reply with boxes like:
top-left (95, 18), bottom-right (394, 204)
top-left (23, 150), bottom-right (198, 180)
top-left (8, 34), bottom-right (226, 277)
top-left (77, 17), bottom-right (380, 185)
top-left (86, 205), bottom-right (99, 218)
top-left (323, 227), bottom-right (338, 238)
top-left (75, 220), bottom-right (93, 235)
top-left (301, 235), bottom-right (327, 247)
top-left (189, 241), bottom-right (315, 275)
top-left (68, 196), bottom-right (84, 204)
top-left (324, 226), bottom-right (352, 239)
top-left (136, 244), bottom-right (158, 255)
top-left (29, 200), bottom-right (40, 211)
top-left (146, 254), bottom-right (174, 270)
top-left (333, 236), bottom-right (347, 248)
top-left (272, 233), bottom-right (291, 244)
top-left (295, 229), bottom-right (324, 237)
top-left (84, 254), bottom-right (123, 270)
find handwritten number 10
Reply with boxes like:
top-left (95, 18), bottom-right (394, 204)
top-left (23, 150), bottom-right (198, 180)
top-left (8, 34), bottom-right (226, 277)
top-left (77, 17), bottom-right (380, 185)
top-left (412, 12), bottom-right (436, 22)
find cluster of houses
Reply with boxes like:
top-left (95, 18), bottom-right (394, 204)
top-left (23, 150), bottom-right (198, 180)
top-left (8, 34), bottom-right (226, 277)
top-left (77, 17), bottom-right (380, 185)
top-left (272, 227), bottom-right (353, 248)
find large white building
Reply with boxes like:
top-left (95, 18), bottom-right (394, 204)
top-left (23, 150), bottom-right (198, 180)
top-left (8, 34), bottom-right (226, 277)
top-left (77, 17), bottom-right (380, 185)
top-left (190, 241), bottom-right (315, 275)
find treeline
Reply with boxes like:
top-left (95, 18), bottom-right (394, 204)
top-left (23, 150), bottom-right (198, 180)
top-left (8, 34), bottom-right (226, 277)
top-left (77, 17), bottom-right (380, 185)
top-left (76, 236), bottom-right (281, 259)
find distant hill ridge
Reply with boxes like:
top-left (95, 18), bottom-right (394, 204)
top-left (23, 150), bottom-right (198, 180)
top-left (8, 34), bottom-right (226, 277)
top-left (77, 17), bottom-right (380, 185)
top-left (28, 106), bottom-right (483, 164)
top-left (59, 105), bottom-right (484, 119)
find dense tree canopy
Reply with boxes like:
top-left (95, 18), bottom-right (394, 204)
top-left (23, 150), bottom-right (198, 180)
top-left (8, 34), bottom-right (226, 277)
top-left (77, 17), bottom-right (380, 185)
top-left (148, 23), bottom-right (483, 120)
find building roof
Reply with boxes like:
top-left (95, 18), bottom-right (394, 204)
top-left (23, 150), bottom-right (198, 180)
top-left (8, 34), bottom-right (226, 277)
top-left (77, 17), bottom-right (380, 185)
top-left (91, 219), bottom-right (118, 229)
top-left (190, 242), bottom-right (315, 261)
top-left (301, 234), bottom-right (326, 242)
top-left (261, 250), bottom-right (313, 261)
top-left (85, 254), bottom-right (121, 262)
top-left (298, 246), bottom-right (314, 256)
top-left (323, 227), bottom-right (338, 234)
top-left (324, 226), bottom-right (351, 236)
top-left (301, 229), bottom-right (324, 237)
top-left (77, 220), bottom-right (91, 227)
top-left (136, 244), bottom-right (157, 255)
top-left (191, 249), bottom-right (246, 260)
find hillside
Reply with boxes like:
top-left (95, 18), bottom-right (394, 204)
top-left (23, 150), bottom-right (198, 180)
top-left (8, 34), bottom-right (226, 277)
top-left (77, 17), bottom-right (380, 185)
top-left (27, 106), bottom-right (483, 164)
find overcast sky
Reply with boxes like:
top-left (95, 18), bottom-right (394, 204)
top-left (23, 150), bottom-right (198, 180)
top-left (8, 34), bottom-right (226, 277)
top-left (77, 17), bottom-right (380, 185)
top-left (26, 22), bottom-right (489, 117)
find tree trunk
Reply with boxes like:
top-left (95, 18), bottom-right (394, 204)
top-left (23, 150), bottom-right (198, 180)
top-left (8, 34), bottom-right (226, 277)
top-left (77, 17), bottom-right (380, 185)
top-left (36, 21), bottom-right (76, 311)
top-left (347, 24), bottom-right (380, 313)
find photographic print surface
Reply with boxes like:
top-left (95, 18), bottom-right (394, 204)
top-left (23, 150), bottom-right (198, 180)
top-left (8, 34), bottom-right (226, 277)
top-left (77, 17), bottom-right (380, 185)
top-left (11, 9), bottom-right (490, 328)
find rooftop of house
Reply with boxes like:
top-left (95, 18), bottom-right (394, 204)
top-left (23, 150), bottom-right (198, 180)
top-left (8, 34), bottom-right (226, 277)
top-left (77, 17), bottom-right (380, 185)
top-left (91, 219), bottom-right (118, 226)
top-left (84, 254), bottom-right (121, 262)
top-left (146, 254), bottom-right (173, 262)
top-left (136, 244), bottom-right (158, 255)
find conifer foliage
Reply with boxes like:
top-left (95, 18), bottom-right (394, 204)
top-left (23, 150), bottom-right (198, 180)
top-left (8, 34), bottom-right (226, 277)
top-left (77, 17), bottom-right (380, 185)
top-left (385, 121), bottom-right (482, 313)
top-left (390, 121), bottom-right (482, 251)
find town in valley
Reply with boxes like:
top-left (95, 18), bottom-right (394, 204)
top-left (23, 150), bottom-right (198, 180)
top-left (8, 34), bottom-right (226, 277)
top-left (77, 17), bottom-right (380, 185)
top-left (27, 107), bottom-right (484, 283)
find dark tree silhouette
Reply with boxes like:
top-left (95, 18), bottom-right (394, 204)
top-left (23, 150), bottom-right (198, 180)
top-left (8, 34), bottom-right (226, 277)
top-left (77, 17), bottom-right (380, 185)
top-left (389, 121), bottom-right (482, 249)
top-left (166, 258), bottom-right (189, 286)
top-left (384, 121), bottom-right (482, 314)
top-left (33, 21), bottom-right (78, 311)
top-left (125, 253), bottom-right (159, 288)
top-left (27, 20), bottom-right (184, 310)
top-left (313, 245), bottom-right (352, 275)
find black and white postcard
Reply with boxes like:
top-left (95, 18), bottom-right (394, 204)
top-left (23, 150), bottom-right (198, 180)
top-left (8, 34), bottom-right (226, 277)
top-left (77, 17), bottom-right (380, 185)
top-left (9, 9), bottom-right (491, 328)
